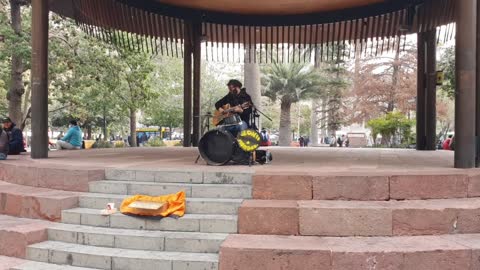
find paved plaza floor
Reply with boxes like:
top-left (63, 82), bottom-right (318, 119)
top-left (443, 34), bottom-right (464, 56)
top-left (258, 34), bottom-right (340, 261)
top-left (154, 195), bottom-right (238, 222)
top-left (3, 146), bottom-right (465, 174)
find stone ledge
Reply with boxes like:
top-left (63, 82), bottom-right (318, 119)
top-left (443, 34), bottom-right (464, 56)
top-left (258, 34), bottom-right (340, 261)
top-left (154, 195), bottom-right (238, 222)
top-left (253, 173), bottom-right (480, 201)
top-left (0, 163), bottom-right (104, 192)
top-left (239, 198), bottom-right (480, 237)
top-left (219, 234), bottom-right (477, 270)
top-left (0, 181), bottom-right (79, 221)
top-left (0, 215), bottom-right (51, 258)
top-left (0, 256), bottom-right (27, 270)
top-left (238, 200), bottom-right (299, 235)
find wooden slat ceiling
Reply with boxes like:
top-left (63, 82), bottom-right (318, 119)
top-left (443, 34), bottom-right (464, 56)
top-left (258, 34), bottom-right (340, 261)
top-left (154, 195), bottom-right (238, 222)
top-left (155, 0), bottom-right (385, 15)
top-left (58, 0), bottom-right (456, 62)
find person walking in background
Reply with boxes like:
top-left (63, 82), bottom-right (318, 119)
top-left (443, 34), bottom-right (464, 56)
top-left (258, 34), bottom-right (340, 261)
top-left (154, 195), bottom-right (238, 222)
top-left (3, 117), bottom-right (25, 155)
top-left (57, 120), bottom-right (83, 150)
top-left (299, 136), bottom-right (305, 147)
top-left (337, 136), bottom-right (343, 147)
top-left (260, 128), bottom-right (271, 147)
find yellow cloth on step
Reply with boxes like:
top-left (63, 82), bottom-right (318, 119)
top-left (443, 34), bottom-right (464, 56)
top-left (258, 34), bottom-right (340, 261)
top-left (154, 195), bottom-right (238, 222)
top-left (120, 191), bottom-right (186, 217)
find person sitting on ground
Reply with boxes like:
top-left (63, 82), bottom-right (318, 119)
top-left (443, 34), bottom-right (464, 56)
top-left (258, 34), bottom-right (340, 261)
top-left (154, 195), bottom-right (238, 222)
top-left (3, 117), bottom-right (25, 155)
top-left (57, 120), bottom-right (83, 150)
top-left (442, 135), bottom-right (453, 150)
top-left (0, 128), bottom-right (9, 160)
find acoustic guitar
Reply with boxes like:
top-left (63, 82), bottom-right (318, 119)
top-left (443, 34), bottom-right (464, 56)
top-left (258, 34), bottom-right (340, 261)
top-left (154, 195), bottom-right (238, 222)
top-left (212, 102), bottom-right (251, 126)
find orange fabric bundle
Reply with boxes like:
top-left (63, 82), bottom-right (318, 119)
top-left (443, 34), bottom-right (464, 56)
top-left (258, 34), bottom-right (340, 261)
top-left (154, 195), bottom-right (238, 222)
top-left (120, 191), bottom-right (186, 218)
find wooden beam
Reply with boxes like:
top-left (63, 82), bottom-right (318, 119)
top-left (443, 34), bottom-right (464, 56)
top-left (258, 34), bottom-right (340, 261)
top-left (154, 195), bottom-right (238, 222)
top-left (183, 21), bottom-right (193, 147)
top-left (31, 0), bottom-right (49, 159)
top-left (416, 32), bottom-right (426, 151)
top-left (425, 29), bottom-right (437, 151)
top-left (192, 22), bottom-right (202, 147)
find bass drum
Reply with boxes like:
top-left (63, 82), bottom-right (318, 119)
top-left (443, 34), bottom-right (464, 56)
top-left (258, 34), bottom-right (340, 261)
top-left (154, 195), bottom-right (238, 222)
top-left (198, 129), bottom-right (236, 166)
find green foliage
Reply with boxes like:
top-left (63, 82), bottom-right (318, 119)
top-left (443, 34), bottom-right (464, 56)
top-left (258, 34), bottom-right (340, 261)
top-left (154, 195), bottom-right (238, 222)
top-left (438, 45), bottom-right (455, 99)
top-left (262, 62), bottom-right (323, 104)
top-left (146, 137), bottom-right (166, 147)
top-left (114, 141), bottom-right (125, 148)
top-left (367, 112), bottom-right (414, 147)
top-left (93, 140), bottom-right (112, 149)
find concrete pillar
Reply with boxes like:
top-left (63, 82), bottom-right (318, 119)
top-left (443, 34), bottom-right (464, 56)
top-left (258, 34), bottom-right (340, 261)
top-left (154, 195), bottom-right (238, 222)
top-left (244, 47), bottom-right (262, 128)
top-left (476, 0), bottom-right (480, 167)
top-left (455, 0), bottom-right (477, 168)
top-left (425, 30), bottom-right (437, 150)
top-left (192, 22), bottom-right (202, 146)
top-left (183, 22), bottom-right (193, 147)
top-left (31, 0), bottom-right (49, 159)
top-left (416, 32), bottom-right (427, 150)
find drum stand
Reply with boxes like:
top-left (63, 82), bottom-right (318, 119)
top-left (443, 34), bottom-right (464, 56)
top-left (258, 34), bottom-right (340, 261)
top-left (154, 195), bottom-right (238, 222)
top-left (195, 113), bottom-right (214, 164)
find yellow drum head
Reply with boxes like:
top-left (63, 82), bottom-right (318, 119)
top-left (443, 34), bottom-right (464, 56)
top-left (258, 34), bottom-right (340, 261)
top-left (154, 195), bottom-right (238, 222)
top-left (237, 129), bottom-right (261, 152)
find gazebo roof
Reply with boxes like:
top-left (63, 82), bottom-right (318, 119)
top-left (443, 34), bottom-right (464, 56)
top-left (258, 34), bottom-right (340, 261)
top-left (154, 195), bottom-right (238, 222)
top-left (49, 0), bottom-right (455, 62)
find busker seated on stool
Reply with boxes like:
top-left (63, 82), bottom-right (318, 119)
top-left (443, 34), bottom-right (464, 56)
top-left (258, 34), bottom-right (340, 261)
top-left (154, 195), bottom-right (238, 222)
top-left (57, 120), bottom-right (83, 150)
top-left (3, 117), bottom-right (25, 155)
top-left (214, 79), bottom-right (253, 137)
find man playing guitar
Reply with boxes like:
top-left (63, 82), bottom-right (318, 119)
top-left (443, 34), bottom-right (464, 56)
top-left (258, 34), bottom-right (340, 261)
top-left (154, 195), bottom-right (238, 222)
top-left (214, 79), bottom-right (253, 136)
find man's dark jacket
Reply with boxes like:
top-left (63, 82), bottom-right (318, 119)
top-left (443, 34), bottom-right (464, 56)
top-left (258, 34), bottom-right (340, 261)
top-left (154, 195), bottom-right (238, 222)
top-left (5, 123), bottom-right (25, 154)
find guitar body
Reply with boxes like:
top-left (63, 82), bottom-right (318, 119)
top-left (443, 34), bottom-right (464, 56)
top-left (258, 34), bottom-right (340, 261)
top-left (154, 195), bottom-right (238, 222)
top-left (212, 102), bottom-right (251, 127)
top-left (213, 104), bottom-right (233, 126)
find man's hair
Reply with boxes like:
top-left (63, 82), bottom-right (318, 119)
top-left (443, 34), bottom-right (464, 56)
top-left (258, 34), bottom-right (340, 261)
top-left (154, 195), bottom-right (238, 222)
top-left (69, 120), bottom-right (78, 126)
top-left (227, 79), bottom-right (242, 88)
top-left (2, 117), bottom-right (12, 123)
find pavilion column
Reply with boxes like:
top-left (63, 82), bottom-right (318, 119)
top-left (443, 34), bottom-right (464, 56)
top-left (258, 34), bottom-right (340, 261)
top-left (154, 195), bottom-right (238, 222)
top-left (455, 0), bottom-right (477, 168)
top-left (416, 32), bottom-right (427, 150)
top-left (192, 22), bottom-right (202, 147)
top-left (31, 0), bottom-right (49, 159)
top-left (476, 0), bottom-right (480, 167)
top-left (425, 30), bottom-right (437, 151)
top-left (183, 22), bottom-right (193, 147)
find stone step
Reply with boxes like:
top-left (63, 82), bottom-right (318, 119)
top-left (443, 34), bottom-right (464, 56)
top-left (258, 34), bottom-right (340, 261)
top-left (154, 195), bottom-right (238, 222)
top-left (79, 193), bottom-right (243, 215)
top-left (0, 255), bottom-right (27, 270)
top-left (10, 261), bottom-right (96, 270)
top-left (89, 180), bottom-right (252, 199)
top-left (0, 215), bottom-right (51, 258)
top-left (239, 198), bottom-right (480, 236)
top-left (219, 234), bottom-right (480, 270)
top-left (0, 181), bottom-right (79, 221)
top-left (62, 208), bottom-right (238, 233)
top-left (27, 241), bottom-right (218, 270)
top-left (48, 223), bottom-right (228, 253)
top-left (253, 173), bottom-right (480, 200)
top-left (106, 168), bottom-right (252, 185)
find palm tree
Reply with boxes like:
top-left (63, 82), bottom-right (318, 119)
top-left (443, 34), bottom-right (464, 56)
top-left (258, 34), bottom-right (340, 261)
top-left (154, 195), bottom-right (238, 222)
top-left (262, 62), bottom-right (323, 146)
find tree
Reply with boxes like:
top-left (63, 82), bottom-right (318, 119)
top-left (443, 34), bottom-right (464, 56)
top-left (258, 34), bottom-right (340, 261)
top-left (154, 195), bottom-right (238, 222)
top-left (367, 111), bottom-right (414, 147)
top-left (438, 45), bottom-right (455, 99)
top-left (0, 0), bottom-right (31, 125)
top-left (262, 60), bottom-right (323, 146)
top-left (115, 48), bottom-right (157, 147)
top-left (348, 40), bottom-right (417, 123)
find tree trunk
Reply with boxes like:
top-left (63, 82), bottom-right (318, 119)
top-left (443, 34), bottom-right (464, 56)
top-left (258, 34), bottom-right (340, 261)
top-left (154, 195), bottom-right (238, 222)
top-left (321, 98), bottom-right (328, 138)
top-left (310, 99), bottom-right (320, 146)
top-left (279, 97), bottom-right (292, 146)
top-left (87, 126), bottom-right (92, 140)
top-left (103, 106), bottom-right (107, 141)
top-left (130, 108), bottom-right (137, 147)
top-left (388, 39), bottom-right (401, 113)
top-left (8, 0), bottom-right (25, 125)
top-left (244, 47), bottom-right (262, 128)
